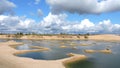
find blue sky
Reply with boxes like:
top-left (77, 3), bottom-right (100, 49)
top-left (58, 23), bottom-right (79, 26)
top-left (0, 0), bottom-right (120, 34)
top-left (10, 0), bottom-right (50, 22)
top-left (9, 0), bottom-right (120, 24)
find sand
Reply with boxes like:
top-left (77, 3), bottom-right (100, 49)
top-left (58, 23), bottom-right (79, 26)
top-left (0, 41), bottom-right (87, 68)
top-left (84, 49), bottom-right (112, 54)
top-left (0, 34), bottom-right (120, 68)
top-left (0, 34), bottom-right (120, 41)
top-left (88, 34), bottom-right (120, 41)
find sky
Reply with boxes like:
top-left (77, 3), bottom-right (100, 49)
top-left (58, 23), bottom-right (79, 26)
top-left (0, 0), bottom-right (120, 34)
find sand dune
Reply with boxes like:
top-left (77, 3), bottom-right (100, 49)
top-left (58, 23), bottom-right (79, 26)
top-left (0, 34), bottom-right (120, 41)
top-left (89, 34), bottom-right (120, 41)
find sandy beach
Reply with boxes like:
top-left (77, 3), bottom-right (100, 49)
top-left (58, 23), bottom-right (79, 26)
top-left (0, 41), bottom-right (87, 68)
top-left (0, 0), bottom-right (120, 67)
top-left (88, 34), bottom-right (120, 41)
top-left (0, 34), bottom-right (120, 68)
top-left (0, 34), bottom-right (120, 41)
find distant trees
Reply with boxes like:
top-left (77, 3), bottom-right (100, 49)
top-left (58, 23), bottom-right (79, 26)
top-left (84, 33), bottom-right (90, 39)
top-left (86, 33), bottom-right (90, 36)
top-left (77, 35), bottom-right (80, 38)
top-left (16, 32), bottom-right (23, 35)
top-left (0, 32), bottom-right (91, 39)
top-left (60, 33), bottom-right (66, 35)
top-left (84, 35), bottom-right (88, 39)
top-left (14, 32), bottom-right (24, 38)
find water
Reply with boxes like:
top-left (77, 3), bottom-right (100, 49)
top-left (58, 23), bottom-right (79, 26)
top-left (0, 39), bottom-right (8, 42)
top-left (2, 39), bottom-right (120, 68)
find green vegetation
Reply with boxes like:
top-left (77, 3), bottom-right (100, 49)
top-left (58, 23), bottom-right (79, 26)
top-left (84, 33), bottom-right (90, 39)
top-left (0, 32), bottom-right (91, 37)
top-left (14, 33), bottom-right (24, 38)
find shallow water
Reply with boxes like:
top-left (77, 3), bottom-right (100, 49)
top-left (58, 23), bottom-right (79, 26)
top-left (0, 39), bottom-right (8, 42)
top-left (3, 39), bottom-right (120, 68)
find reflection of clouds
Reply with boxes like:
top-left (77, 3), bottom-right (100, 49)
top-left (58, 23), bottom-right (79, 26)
top-left (15, 40), bottom-right (120, 61)
top-left (109, 42), bottom-right (120, 54)
top-left (16, 40), bottom-right (120, 53)
top-left (0, 39), bottom-right (7, 42)
top-left (17, 44), bottom-right (30, 50)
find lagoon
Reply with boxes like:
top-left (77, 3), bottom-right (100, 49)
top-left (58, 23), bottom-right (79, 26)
top-left (11, 39), bottom-right (120, 68)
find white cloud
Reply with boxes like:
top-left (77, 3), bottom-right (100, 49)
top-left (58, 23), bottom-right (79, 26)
top-left (40, 12), bottom-right (67, 27)
top-left (37, 9), bottom-right (43, 17)
top-left (0, 15), bottom-right (8, 20)
top-left (96, 20), bottom-right (120, 33)
top-left (30, 9), bottom-right (43, 17)
top-left (19, 19), bottom-right (35, 28)
top-left (80, 19), bottom-right (95, 28)
top-left (99, 0), bottom-right (120, 12)
top-left (0, 15), bottom-right (36, 33)
top-left (0, 13), bottom-right (120, 34)
top-left (46, 0), bottom-right (120, 14)
top-left (61, 19), bottom-right (95, 33)
top-left (0, 0), bottom-right (16, 15)
top-left (35, 0), bottom-right (40, 5)
top-left (38, 13), bottom-right (67, 34)
top-left (39, 13), bottom-right (120, 34)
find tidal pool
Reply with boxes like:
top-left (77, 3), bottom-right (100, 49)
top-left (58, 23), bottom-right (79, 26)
top-left (0, 39), bottom-right (8, 42)
top-left (10, 40), bottom-right (120, 68)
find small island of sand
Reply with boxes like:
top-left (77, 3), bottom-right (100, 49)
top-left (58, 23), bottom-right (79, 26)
top-left (0, 34), bottom-right (120, 68)
top-left (0, 40), bottom-right (87, 68)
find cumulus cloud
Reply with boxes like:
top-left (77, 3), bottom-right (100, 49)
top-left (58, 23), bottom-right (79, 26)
top-left (38, 13), bottom-right (120, 34)
top-left (0, 13), bottom-right (120, 34)
top-left (40, 13), bottom-right (67, 27)
top-left (0, 0), bottom-right (16, 15)
top-left (38, 13), bottom-right (67, 34)
top-left (46, 0), bottom-right (120, 14)
top-left (0, 15), bottom-right (36, 33)
top-left (99, 0), bottom-right (120, 12)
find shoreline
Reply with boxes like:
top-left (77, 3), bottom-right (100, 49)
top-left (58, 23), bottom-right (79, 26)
top-left (0, 41), bottom-right (87, 68)
top-left (0, 34), bottom-right (120, 42)
top-left (0, 34), bottom-right (120, 68)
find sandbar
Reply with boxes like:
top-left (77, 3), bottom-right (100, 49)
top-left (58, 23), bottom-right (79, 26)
top-left (0, 41), bottom-right (87, 68)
